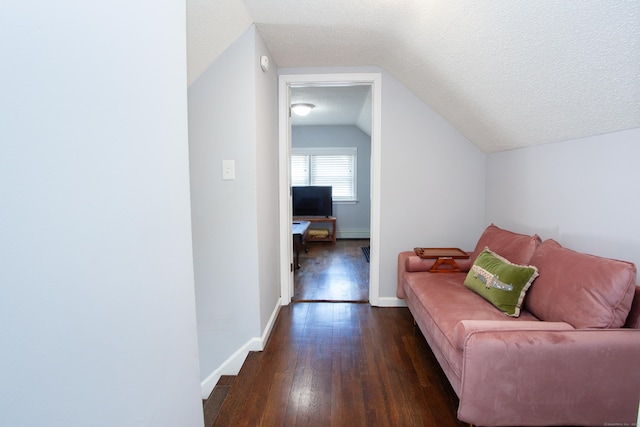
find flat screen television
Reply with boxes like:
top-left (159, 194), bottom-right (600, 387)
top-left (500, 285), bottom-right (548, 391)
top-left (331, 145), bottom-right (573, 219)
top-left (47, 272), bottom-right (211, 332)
top-left (292, 186), bottom-right (333, 217)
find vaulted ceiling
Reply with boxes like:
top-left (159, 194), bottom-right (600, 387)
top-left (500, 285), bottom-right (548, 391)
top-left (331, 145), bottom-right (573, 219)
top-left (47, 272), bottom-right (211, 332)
top-left (290, 85), bottom-right (372, 135)
top-left (187, 0), bottom-right (640, 153)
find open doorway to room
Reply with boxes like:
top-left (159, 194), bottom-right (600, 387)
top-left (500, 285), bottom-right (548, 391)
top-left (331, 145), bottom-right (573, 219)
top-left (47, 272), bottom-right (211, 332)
top-left (290, 85), bottom-right (372, 302)
top-left (278, 73), bottom-right (382, 306)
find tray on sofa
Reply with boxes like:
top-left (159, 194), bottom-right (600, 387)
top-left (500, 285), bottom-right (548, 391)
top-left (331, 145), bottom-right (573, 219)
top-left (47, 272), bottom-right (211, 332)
top-left (413, 247), bottom-right (469, 259)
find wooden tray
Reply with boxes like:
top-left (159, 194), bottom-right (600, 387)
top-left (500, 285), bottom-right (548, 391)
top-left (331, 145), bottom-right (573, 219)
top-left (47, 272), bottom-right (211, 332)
top-left (413, 247), bottom-right (469, 259)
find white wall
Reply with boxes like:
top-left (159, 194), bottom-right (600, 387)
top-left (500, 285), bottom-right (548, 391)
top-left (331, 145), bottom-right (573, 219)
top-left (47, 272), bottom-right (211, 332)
top-left (0, 2), bottom-right (203, 426)
top-left (378, 71), bottom-right (487, 299)
top-left (188, 25), bottom-right (280, 397)
top-left (486, 128), bottom-right (640, 277)
top-left (357, 90), bottom-right (373, 136)
top-left (280, 67), bottom-right (487, 301)
top-left (254, 31), bottom-right (282, 334)
top-left (292, 125), bottom-right (372, 238)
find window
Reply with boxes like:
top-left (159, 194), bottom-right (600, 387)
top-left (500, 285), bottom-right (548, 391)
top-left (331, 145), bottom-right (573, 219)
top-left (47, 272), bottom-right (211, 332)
top-left (291, 147), bottom-right (357, 202)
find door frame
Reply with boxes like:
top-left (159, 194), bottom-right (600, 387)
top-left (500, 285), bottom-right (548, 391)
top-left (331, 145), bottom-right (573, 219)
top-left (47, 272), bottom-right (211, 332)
top-left (278, 72), bottom-right (382, 305)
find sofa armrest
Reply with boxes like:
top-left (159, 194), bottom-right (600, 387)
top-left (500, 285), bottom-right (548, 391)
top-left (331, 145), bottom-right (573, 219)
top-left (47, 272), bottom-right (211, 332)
top-left (458, 328), bottom-right (640, 426)
top-left (452, 320), bottom-right (574, 351)
top-left (397, 250), bottom-right (473, 299)
top-left (397, 251), bottom-right (419, 298)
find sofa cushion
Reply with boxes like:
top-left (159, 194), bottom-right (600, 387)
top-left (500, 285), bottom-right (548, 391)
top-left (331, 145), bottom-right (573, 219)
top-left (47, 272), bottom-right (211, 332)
top-left (469, 224), bottom-right (541, 266)
top-left (464, 248), bottom-right (539, 317)
top-left (525, 239), bottom-right (637, 329)
top-left (401, 271), bottom-right (539, 391)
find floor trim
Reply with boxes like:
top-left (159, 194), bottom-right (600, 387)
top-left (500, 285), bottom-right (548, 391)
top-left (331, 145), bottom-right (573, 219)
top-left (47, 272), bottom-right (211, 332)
top-left (200, 298), bottom-right (281, 399)
top-left (377, 296), bottom-right (408, 307)
top-left (293, 299), bottom-right (369, 304)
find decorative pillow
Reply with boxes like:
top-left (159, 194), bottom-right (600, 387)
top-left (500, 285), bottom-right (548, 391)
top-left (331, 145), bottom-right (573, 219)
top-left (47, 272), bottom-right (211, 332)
top-left (525, 239), bottom-right (636, 329)
top-left (469, 224), bottom-right (541, 268)
top-left (464, 248), bottom-right (539, 317)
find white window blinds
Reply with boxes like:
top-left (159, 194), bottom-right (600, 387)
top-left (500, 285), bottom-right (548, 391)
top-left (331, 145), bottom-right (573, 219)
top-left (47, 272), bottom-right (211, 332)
top-left (291, 155), bottom-right (310, 186)
top-left (291, 147), bottom-right (357, 202)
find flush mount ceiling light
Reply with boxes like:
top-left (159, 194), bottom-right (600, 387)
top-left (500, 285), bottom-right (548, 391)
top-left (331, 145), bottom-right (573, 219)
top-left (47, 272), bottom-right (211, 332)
top-left (291, 103), bottom-right (315, 116)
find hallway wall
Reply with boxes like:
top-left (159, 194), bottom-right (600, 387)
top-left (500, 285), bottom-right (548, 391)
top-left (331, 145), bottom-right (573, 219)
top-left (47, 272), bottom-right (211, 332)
top-left (1, 2), bottom-right (203, 426)
top-left (188, 25), bottom-right (280, 397)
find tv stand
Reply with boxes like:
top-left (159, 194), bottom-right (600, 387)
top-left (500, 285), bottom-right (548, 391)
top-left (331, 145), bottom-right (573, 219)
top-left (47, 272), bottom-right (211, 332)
top-left (292, 216), bottom-right (336, 244)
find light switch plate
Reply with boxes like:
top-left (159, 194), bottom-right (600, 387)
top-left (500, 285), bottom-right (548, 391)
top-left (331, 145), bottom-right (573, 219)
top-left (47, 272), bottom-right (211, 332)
top-left (222, 160), bottom-right (235, 180)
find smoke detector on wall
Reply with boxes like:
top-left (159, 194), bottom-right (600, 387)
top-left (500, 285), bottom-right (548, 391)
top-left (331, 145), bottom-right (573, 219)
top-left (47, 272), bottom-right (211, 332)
top-left (260, 55), bottom-right (269, 72)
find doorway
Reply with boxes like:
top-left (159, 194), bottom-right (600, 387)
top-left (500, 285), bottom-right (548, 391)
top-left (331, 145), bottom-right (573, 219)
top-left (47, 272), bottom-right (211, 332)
top-left (290, 84), bottom-right (371, 302)
top-left (278, 73), bottom-right (382, 306)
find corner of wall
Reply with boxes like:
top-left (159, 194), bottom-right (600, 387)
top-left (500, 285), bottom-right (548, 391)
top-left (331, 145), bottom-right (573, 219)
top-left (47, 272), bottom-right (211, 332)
top-left (200, 298), bottom-right (282, 399)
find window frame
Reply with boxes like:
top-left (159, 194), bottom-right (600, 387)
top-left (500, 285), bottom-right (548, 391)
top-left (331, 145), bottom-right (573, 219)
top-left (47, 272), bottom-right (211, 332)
top-left (291, 147), bottom-right (358, 203)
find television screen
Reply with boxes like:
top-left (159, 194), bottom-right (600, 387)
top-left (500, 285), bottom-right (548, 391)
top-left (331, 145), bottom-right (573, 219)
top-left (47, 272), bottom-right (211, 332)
top-left (292, 186), bottom-right (332, 217)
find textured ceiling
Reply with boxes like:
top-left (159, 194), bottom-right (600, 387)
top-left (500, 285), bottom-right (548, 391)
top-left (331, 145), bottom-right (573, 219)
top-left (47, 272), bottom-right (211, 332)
top-left (186, 0), bottom-right (252, 85)
top-left (187, 0), bottom-right (640, 153)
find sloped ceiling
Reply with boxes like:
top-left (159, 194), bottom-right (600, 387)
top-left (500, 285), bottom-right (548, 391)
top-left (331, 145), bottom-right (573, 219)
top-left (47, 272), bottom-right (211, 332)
top-left (187, 0), bottom-right (640, 153)
top-left (291, 85), bottom-right (372, 136)
top-left (186, 0), bottom-right (252, 84)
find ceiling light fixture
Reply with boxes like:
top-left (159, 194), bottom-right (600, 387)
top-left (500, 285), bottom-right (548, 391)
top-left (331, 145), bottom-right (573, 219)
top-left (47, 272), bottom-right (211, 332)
top-left (291, 103), bottom-right (315, 116)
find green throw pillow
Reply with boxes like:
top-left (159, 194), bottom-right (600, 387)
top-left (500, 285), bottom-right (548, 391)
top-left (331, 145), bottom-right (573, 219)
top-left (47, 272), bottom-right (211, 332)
top-left (464, 247), bottom-right (539, 317)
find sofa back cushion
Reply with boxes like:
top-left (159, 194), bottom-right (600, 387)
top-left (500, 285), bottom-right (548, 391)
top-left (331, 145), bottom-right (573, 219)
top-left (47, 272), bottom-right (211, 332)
top-left (525, 239), bottom-right (637, 329)
top-left (469, 224), bottom-right (541, 266)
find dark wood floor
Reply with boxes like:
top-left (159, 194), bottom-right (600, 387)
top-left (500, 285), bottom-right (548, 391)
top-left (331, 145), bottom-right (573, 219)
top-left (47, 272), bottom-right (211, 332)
top-left (211, 302), bottom-right (466, 426)
top-left (294, 239), bottom-right (370, 302)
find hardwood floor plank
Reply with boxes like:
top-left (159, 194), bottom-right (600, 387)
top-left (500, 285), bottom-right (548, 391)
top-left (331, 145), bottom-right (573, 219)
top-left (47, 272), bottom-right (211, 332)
top-left (213, 302), bottom-right (466, 426)
top-left (211, 240), bottom-right (465, 426)
top-left (294, 239), bottom-right (370, 302)
top-left (286, 333), bottom-right (332, 425)
top-left (202, 376), bottom-right (235, 427)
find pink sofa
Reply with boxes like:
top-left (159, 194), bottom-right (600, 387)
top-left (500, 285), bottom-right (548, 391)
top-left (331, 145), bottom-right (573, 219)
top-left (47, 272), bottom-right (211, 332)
top-left (397, 224), bottom-right (640, 426)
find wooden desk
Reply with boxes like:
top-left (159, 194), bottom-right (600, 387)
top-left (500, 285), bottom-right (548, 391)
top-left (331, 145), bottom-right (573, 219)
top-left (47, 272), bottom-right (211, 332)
top-left (292, 221), bottom-right (311, 269)
top-left (292, 216), bottom-right (336, 244)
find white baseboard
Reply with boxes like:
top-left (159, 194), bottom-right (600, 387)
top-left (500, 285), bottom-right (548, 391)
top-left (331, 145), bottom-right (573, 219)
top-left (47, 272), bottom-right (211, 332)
top-left (200, 337), bottom-right (261, 399)
top-left (336, 230), bottom-right (370, 239)
top-left (200, 298), bottom-right (282, 399)
top-left (260, 297), bottom-right (282, 350)
top-left (376, 297), bottom-right (407, 307)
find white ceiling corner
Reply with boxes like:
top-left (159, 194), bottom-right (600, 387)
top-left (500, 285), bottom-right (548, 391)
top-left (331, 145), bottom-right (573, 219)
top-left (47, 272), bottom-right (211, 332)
top-left (188, 0), bottom-right (640, 153)
top-left (186, 0), bottom-right (252, 85)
